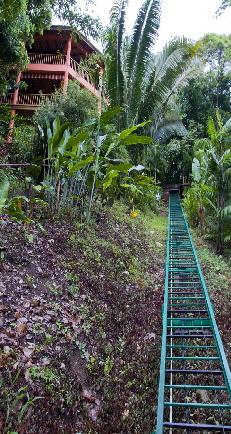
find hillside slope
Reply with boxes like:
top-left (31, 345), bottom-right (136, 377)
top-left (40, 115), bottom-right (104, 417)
top-left (0, 203), bottom-right (167, 433)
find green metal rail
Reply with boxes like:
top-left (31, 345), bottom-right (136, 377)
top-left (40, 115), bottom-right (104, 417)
top-left (155, 192), bottom-right (231, 433)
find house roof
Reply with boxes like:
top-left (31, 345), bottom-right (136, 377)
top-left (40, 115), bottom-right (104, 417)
top-left (26, 25), bottom-right (101, 62)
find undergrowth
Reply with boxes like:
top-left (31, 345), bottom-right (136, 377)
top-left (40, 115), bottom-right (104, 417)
top-left (0, 201), bottom-right (167, 433)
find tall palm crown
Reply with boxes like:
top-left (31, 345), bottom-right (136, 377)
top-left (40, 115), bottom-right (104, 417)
top-left (104, 0), bottom-right (201, 136)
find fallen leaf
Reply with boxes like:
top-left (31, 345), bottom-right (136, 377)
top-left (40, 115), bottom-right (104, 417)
top-left (88, 404), bottom-right (99, 421)
top-left (16, 322), bottom-right (28, 334)
top-left (144, 332), bottom-right (155, 341)
top-left (41, 357), bottom-right (50, 366)
top-left (122, 409), bottom-right (129, 417)
top-left (17, 317), bottom-right (28, 323)
top-left (23, 347), bottom-right (34, 357)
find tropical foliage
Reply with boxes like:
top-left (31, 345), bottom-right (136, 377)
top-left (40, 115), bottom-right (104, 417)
top-left (21, 108), bottom-right (156, 221)
top-left (216, 0), bottom-right (231, 15)
top-left (104, 0), bottom-right (201, 153)
top-left (183, 111), bottom-right (231, 253)
top-left (178, 33), bottom-right (231, 134)
top-left (32, 81), bottom-right (99, 159)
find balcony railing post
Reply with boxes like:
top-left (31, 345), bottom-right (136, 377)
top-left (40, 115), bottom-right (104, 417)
top-left (69, 57), bottom-right (92, 86)
top-left (28, 53), bottom-right (66, 65)
top-left (0, 94), bottom-right (53, 106)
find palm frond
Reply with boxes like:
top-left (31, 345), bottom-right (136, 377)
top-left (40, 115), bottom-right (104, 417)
top-left (125, 0), bottom-right (161, 123)
top-left (207, 117), bottom-right (217, 141)
top-left (221, 204), bottom-right (231, 217)
top-left (154, 121), bottom-right (188, 142)
top-left (127, 0), bottom-right (160, 71)
top-left (223, 116), bottom-right (231, 133)
top-left (104, 0), bottom-right (128, 107)
top-left (220, 148), bottom-right (231, 165)
top-left (139, 44), bottom-right (202, 132)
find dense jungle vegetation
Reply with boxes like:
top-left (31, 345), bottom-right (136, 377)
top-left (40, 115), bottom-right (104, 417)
top-left (0, 0), bottom-right (231, 433)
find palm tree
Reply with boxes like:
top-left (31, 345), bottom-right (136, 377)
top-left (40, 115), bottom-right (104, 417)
top-left (104, 0), bottom-right (201, 142)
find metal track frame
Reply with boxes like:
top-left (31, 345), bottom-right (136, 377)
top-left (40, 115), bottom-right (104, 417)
top-left (154, 193), bottom-right (231, 433)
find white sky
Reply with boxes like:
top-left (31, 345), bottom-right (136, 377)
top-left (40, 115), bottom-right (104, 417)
top-left (88, 0), bottom-right (231, 51)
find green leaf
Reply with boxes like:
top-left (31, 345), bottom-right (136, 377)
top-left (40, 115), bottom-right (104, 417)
top-left (100, 107), bottom-right (122, 126)
top-left (0, 177), bottom-right (9, 211)
top-left (28, 234), bottom-right (34, 243)
top-left (192, 158), bottom-right (201, 182)
top-left (36, 222), bottom-right (47, 235)
top-left (57, 128), bottom-right (71, 155)
top-left (118, 121), bottom-right (151, 139)
top-left (106, 163), bottom-right (132, 173)
top-left (66, 132), bottom-right (89, 153)
top-left (105, 141), bottom-right (117, 158)
top-left (47, 117), bottom-right (70, 156)
top-left (30, 198), bottom-right (48, 206)
top-left (5, 204), bottom-right (32, 223)
top-left (11, 196), bottom-right (29, 203)
top-left (41, 181), bottom-right (54, 191)
top-left (32, 185), bottom-right (42, 192)
top-left (121, 134), bottom-right (153, 146)
top-left (103, 170), bottom-right (119, 190)
top-left (222, 204), bottom-right (231, 217)
top-left (52, 116), bottom-right (61, 136)
top-left (67, 195), bottom-right (81, 200)
top-left (69, 156), bottom-right (94, 174)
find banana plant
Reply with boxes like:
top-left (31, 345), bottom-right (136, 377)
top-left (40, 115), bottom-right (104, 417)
top-left (44, 117), bottom-right (90, 208)
top-left (121, 171), bottom-right (160, 211)
top-left (79, 108), bottom-right (153, 220)
top-left (41, 108), bottom-right (153, 221)
top-left (184, 111), bottom-right (231, 252)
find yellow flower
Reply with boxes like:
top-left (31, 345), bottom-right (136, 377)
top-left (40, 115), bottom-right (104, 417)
top-left (130, 210), bottom-right (140, 218)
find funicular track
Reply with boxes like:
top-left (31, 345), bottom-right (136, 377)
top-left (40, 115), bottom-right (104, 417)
top-left (155, 193), bottom-right (231, 433)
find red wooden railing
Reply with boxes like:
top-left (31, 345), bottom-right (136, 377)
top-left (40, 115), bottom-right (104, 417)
top-left (0, 94), bottom-right (53, 105)
top-left (28, 53), bottom-right (66, 65)
top-left (28, 53), bottom-right (93, 85)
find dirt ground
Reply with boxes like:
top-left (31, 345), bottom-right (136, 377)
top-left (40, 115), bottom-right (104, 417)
top-left (0, 203), bottom-right (167, 433)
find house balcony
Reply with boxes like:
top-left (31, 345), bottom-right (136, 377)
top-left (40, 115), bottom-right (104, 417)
top-left (28, 54), bottom-right (92, 83)
top-left (26, 53), bottom-right (98, 95)
top-left (0, 93), bottom-right (54, 109)
top-left (0, 53), bottom-right (99, 110)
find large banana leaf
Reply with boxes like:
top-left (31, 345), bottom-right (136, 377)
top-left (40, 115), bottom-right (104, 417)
top-left (0, 177), bottom-right (9, 211)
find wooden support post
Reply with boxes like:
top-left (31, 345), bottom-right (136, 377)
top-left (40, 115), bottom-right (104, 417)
top-left (7, 72), bottom-right (21, 143)
top-left (63, 36), bottom-right (72, 92)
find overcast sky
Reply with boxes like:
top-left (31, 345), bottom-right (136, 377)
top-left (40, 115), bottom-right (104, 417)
top-left (88, 0), bottom-right (231, 51)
